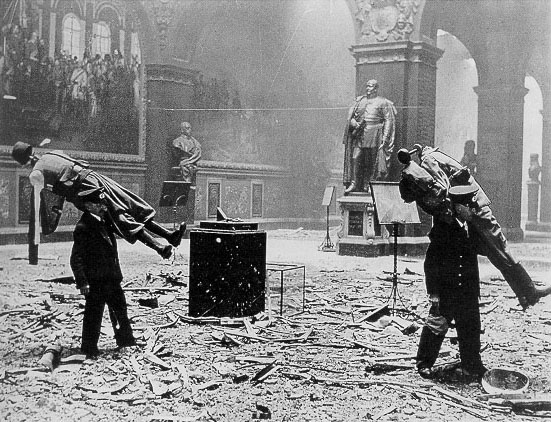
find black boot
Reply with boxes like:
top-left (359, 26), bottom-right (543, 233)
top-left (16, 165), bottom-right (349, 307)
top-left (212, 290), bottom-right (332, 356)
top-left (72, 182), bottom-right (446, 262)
top-left (144, 221), bottom-right (186, 247)
top-left (501, 263), bottom-right (542, 308)
top-left (136, 229), bottom-right (173, 259)
top-left (535, 284), bottom-right (551, 300)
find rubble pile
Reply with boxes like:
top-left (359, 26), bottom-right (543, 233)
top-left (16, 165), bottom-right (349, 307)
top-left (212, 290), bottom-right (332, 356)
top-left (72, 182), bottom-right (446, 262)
top-left (0, 237), bottom-right (550, 421)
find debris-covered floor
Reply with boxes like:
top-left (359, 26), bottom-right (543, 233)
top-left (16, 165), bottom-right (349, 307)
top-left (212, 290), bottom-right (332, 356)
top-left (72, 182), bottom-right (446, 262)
top-left (1, 229), bottom-right (550, 421)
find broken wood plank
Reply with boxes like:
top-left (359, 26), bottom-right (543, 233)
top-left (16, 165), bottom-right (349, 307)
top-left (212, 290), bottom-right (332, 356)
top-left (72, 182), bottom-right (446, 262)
top-left (432, 386), bottom-right (493, 410)
top-left (251, 362), bottom-right (279, 383)
top-left (212, 327), bottom-right (269, 342)
top-left (144, 353), bottom-right (171, 370)
top-left (416, 390), bottom-right (489, 419)
top-left (503, 397), bottom-right (551, 411)
top-left (356, 305), bottom-right (390, 323)
top-left (480, 300), bottom-right (499, 315)
top-left (312, 375), bottom-right (433, 389)
top-left (123, 287), bottom-right (180, 292)
top-left (133, 316), bottom-right (179, 331)
top-left (0, 308), bottom-right (35, 317)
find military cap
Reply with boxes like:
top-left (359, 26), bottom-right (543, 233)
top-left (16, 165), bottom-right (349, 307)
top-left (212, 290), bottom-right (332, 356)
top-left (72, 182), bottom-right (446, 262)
top-left (11, 142), bottom-right (33, 165)
top-left (77, 187), bottom-right (105, 203)
top-left (448, 185), bottom-right (478, 205)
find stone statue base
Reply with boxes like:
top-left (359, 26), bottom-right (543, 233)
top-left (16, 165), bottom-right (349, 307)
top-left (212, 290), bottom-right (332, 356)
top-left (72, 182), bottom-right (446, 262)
top-left (336, 193), bottom-right (429, 257)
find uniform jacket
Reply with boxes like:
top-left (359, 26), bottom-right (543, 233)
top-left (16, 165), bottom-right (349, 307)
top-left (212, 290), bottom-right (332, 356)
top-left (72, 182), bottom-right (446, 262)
top-left (424, 219), bottom-right (481, 299)
top-left (70, 212), bottom-right (123, 290)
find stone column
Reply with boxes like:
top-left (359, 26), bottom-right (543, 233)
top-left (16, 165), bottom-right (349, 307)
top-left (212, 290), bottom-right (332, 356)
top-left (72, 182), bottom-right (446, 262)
top-left (474, 84), bottom-right (528, 241)
top-left (539, 97), bottom-right (551, 230)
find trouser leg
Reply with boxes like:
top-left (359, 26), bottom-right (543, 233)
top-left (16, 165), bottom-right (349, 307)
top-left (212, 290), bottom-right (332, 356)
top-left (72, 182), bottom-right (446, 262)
top-left (471, 207), bottom-right (538, 306)
top-left (81, 289), bottom-right (105, 355)
top-left (416, 326), bottom-right (446, 369)
top-left (106, 285), bottom-right (135, 347)
top-left (136, 229), bottom-right (172, 259)
top-left (144, 220), bottom-right (186, 248)
top-left (417, 297), bottom-right (454, 369)
top-left (454, 295), bottom-right (484, 373)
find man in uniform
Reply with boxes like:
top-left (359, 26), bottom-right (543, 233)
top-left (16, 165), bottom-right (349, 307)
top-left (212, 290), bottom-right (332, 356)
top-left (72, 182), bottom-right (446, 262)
top-left (169, 121), bottom-right (202, 184)
top-left (416, 185), bottom-right (487, 382)
top-left (11, 141), bottom-right (185, 259)
top-left (398, 144), bottom-right (551, 308)
top-left (70, 188), bottom-right (137, 358)
top-left (343, 79), bottom-right (396, 193)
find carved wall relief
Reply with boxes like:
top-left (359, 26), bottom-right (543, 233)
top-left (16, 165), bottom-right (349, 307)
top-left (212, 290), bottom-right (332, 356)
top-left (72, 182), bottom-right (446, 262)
top-left (355, 0), bottom-right (419, 43)
top-left (150, 0), bottom-right (174, 50)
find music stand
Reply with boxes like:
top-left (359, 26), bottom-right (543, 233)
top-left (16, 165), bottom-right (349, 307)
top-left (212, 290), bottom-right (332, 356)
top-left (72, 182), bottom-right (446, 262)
top-left (370, 182), bottom-right (421, 315)
top-left (318, 186), bottom-right (335, 252)
top-left (160, 181), bottom-right (191, 229)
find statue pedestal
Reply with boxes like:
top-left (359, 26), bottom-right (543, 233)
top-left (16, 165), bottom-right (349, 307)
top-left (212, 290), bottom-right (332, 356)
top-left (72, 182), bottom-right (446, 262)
top-left (336, 194), bottom-right (387, 257)
top-left (336, 193), bottom-right (429, 257)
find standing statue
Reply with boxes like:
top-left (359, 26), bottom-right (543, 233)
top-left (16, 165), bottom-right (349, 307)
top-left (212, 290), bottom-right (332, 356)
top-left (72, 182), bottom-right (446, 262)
top-left (169, 121), bottom-right (202, 184)
top-left (460, 140), bottom-right (478, 177)
top-left (342, 79), bottom-right (396, 194)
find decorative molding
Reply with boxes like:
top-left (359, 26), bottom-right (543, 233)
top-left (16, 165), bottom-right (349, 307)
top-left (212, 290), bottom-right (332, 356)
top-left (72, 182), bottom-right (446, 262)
top-left (199, 160), bottom-right (288, 179)
top-left (145, 64), bottom-right (198, 86)
top-left (148, 0), bottom-right (175, 51)
top-left (352, 41), bottom-right (443, 68)
top-left (355, 0), bottom-right (420, 43)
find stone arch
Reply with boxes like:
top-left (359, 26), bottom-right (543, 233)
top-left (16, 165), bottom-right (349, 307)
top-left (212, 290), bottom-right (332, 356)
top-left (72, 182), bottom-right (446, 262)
top-left (95, 2), bottom-right (123, 26)
top-left (53, 0), bottom-right (84, 17)
top-left (434, 29), bottom-right (479, 162)
top-left (124, 2), bottom-right (156, 64)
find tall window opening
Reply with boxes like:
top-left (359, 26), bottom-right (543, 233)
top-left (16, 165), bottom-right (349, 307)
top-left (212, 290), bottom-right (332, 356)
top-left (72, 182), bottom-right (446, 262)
top-left (62, 13), bottom-right (82, 58)
top-left (93, 21), bottom-right (111, 58)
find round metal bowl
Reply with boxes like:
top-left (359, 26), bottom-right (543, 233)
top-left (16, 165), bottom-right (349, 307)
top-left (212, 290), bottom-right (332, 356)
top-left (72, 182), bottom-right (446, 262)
top-left (481, 368), bottom-right (530, 394)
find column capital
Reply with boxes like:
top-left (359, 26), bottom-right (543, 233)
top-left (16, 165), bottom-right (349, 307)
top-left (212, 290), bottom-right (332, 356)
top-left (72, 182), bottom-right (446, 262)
top-left (350, 41), bottom-right (443, 68)
top-left (473, 84), bottom-right (529, 101)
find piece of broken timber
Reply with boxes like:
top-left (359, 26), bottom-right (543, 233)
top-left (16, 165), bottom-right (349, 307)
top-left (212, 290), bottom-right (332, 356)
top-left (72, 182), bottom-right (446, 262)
top-left (342, 336), bottom-right (382, 353)
top-left (133, 315), bottom-right (179, 331)
top-left (416, 390), bottom-right (489, 419)
top-left (502, 397), bottom-right (551, 411)
top-left (5, 366), bottom-right (49, 375)
top-left (243, 318), bottom-right (257, 335)
top-left (312, 375), bottom-right (433, 389)
top-left (123, 287), bottom-right (179, 292)
top-left (223, 332), bottom-right (244, 346)
top-left (478, 392), bottom-right (537, 402)
top-left (144, 353), bottom-right (171, 370)
top-left (324, 306), bottom-right (353, 314)
top-left (213, 327), bottom-right (269, 342)
top-left (0, 308), bottom-right (35, 317)
top-left (432, 386), bottom-right (493, 411)
top-left (271, 327), bottom-right (315, 343)
top-left (372, 354), bottom-right (417, 362)
top-left (356, 305), bottom-right (390, 324)
top-left (251, 362), bottom-right (279, 383)
top-left (171, 311), bottom-right (222, 325)
top-left (480, 300), bottom-right (498, 315)
top-left (235, 356), bottom-right (277, 365)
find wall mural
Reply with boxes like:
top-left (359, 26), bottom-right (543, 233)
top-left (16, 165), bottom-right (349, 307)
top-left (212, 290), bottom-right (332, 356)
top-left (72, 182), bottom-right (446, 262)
top-left (0, 1), bottom-right (142, 156)
top-left (190, 72), bottom-right (342, 169)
